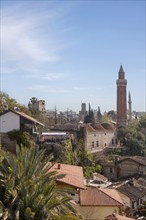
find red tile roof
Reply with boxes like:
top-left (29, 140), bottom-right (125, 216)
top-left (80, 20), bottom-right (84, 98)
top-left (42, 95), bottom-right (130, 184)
top-left (79, 188), bottom-right (123, 206)
top-left (85, 123), bottom-right (116, 133)
top-left (99, 188), bottom-right (123, 205)
top-left (92, 123), bottom-right (105, 131)
top-left (85, 124), bottom-right (96, 132)
top-left (48, 163), bottom-right (85, 189)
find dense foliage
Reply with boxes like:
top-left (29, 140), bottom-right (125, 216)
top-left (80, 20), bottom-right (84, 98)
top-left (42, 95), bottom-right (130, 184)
top-left (7, 130), bottom-right (36, 148)
top-left (83, 164), bottom-right (102, 178)
top-left (117, 115), bottom-right (146, 156)
top-left (0, 146), bottom-right (80, 220)
top-left (75, 139), bottom-right (92, 166)
top-left (134, 201), bottom-right (146, 218)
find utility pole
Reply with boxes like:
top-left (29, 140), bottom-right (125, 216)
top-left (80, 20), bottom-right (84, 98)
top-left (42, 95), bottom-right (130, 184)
top-left (54, 106), bottom-right (57, 124)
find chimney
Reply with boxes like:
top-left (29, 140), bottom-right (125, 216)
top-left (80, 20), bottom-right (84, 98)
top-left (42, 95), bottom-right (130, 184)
top-left (58, 163), bottom-right (61, 169)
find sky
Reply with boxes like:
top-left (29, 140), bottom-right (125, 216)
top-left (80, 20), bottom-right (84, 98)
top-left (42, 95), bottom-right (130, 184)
top-left (1, 0), bottom-right (145, 113)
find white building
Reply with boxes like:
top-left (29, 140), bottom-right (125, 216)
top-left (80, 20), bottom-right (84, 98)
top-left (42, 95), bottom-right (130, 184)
top-left (0, 109), bottom-right (44, 134)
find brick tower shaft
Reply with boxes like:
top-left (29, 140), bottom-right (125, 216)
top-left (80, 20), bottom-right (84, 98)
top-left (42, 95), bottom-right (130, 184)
top-left (116, 65), bottom-right (127, 126)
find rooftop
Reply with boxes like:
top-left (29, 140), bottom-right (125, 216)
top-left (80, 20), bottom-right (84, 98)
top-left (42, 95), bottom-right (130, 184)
top-left (79, 188), bottom-right (123, 206)
top-left (0, 109), bottom-right (44, 127)
top-left (116, 182), bottom-right (145, 201)
top-left (85, 122), bottom-right (116, 133)
top-left (48, 163), bottom-right (85, 189)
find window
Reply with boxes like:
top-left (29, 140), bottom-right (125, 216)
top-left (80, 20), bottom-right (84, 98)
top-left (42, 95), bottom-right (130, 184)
top-left (109, 168), bottom-right (113, 173)
top-left (112, 139), bottom-right (114, 144)
top-left (137, 200), bottom-right (139, 206)
top-left (115, 139), bottom-right (118, 144)
top-left (92, 141), bottom-right (94, 148)
top-left (105, 133), bottom-right (106, 135)
top-left (132, 201), bottom-right (135, 209)
top-left (96, 141), bottom-right (99, 147)
top-left (105, 143), bottom-right (107, 147)
top-left (71, 193), bottom-right (75, 196)
top-left (132, 201), bottom-right (137, 209)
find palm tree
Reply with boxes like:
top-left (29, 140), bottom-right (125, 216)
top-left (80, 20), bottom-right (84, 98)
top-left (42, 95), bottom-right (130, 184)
top-left (0, 146), bottom-right (80, 220)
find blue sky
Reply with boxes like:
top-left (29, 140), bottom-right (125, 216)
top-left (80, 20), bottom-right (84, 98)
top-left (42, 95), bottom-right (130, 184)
top-left (1, 0), bottom-right (145, 113)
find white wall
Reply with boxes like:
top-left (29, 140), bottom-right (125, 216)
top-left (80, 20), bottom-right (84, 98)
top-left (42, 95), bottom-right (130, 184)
top-left (85, 130), bottom-right (116, 152)
top-left (0, 111), bottom-right (20, 133)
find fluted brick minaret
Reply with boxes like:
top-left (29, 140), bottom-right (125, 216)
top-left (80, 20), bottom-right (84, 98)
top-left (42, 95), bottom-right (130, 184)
top-left (128, 91), bottom-right (132, 121)
top-left (116, 65), bottom-right (127, 126)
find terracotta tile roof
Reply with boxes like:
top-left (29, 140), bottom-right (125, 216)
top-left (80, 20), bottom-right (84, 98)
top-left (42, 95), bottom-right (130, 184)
top-left (99, 188), bottom-right (124, 205)
top-left (85, 124), bottom-right (96, 132)
top-left (92, 123), bottom-right (105, 131)
top-left (84, 123), bottom-right (116, 133)
top-left (79, 188), bottom-right (123, 206)
top-left (48, 163), bottom-right (85, 189)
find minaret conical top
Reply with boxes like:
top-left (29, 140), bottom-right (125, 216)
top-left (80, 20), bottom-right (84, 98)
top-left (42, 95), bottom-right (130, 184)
top-left (119, 65), bottom-right (124, 73)
top-left (118, 65), bottom-right (125, 79)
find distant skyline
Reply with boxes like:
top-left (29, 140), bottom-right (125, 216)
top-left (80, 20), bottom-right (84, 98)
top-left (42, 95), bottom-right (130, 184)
top-left (1, 1), bottom-right (145, 113)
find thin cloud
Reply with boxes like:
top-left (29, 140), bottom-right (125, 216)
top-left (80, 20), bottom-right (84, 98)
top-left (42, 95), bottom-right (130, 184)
top-left (1, 3), bottom-right (68, 75)
top-left (48, 88), bottom-right (72, 93)
top-left (28, 85), bottom-right (72, 94)
top-left (1, 20), bottom-right (58, 63)
top-left (27, 85), bottom-right (47, 91)
top-left (26, 73), bottom-right (68, 81)
top-left (73, 87), bottom-right (90, 91)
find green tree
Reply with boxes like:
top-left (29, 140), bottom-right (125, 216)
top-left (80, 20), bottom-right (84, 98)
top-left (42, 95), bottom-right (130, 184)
top-left (28, 97), bottom-right (38, 116)
top-left (138, 114), bottom-right (146, 129)
top-left (84, 104), bottom-right (94, 124)
top-left (84, 115), bottom-right (91, 124)
top-left (107, 110), bottom-right (116, 121)
top-left (101, 112), bottom-right (111, 123)
top-left (0, 92), bottom-right (29, 114)
top-left (64, 139), bottom-right (75, 165)
top-left (41, 143), bottom-right (66, 162)
top-left (134, 201), bottom-right (146, 218)
top-left (117, 125), bottom-right (127, 146)
top-left (7, 130), bottom-right (36, 148)
top-left (0, 146), bottom-right (80, 220)
top-left (83, 165), bottom-right (102, 179)
top-left (75, 139), bottom-right (92, 166)
top-left (117, 120), bottom-right (145, 156)
top-left (125, 138), bottom-right (144, 156)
